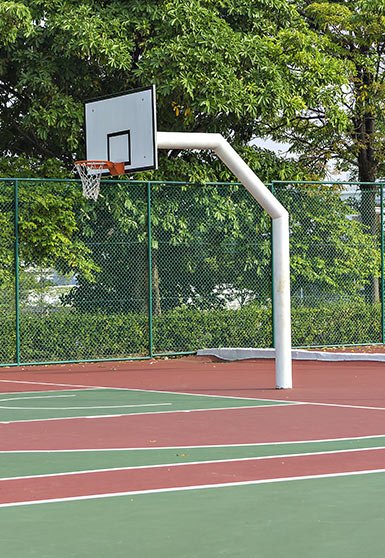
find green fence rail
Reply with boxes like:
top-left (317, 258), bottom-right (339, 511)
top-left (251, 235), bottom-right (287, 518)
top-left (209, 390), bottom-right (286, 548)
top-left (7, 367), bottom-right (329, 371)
top-left (0, 178), bottom-right (384, 367)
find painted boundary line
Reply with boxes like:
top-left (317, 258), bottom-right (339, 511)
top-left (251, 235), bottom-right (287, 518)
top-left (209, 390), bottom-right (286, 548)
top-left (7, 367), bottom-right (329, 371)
top-left (0, 381), bottom-right (297, 424)
top-left (1, 467), bottom-right (385, 509)
top-left (0, 387), bottom-right (100, 396)
top-left (1, 379), bottom-right (385, 413)
top-left (0, 379), bottom-right (295, 404)
top-left (0, 392), bottom-right (173, 411)
top-left (2, 433), bottom-right (385, 452)
top-left (0, 403), bottom-right (294, 425)
top-left (2, 446), bottom-right (385, 482)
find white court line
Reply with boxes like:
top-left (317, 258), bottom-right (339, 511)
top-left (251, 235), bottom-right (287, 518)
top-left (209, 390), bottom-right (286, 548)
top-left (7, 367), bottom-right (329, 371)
top-left (0, 403), bottom-right (293, 424)
top-left (0, 382), bottom-right (293, 422)
top-left (1, 467), bottom-right (385, 509)
top-left (0, 388), bottom-right (100, 396)
top-left (0, 404), bottom-right (172, 411)
top-left (1, 446), bottom-right (385, 482)
top-left (0, 395), bottom-right (76, 402)
top-left (0, 397), bottom-right (384, 424)
top-left (0, 380), bottom-right (105, 390)
top-left (2, 379), bottom-right (385, 412)
top-left (2, 433), bottom-right (385, 452)
top-left (0, 392), bottom-right (172, 411)
top-left (0, 379), bottom-right (298, 404)
top-left (304, 401), bottom-right (385, 411)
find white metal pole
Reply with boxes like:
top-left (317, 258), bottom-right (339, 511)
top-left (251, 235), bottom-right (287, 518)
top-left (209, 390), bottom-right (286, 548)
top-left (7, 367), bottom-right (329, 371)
top-left (157, 132), bottom-right (292, 388)
top-left (272, 215), bottom-right (292, 388)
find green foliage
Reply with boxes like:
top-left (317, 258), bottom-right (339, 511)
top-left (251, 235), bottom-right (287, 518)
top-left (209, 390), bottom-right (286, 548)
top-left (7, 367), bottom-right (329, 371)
top-left (0, 180), bottom-right (99, 291)
top-left (275, 183), bottom-right (381, 295)
top-left (18, 185), bottom-right (97, 279)
top-left (64, 181), bottom-right (273, 314)
top-left (1, 0), bottom-right (381, 182)
top-left (283, 0), bottom-right (385, 180)
top-left (152, 305), bottom-right (273, 352)
top-left (64, 181), bottom-right (379, 316)
top-left (0, 182), bottom-right (15, 286)
top-left (140, 145), bottom-right (314, 184)
top-left (0, 0), bottom-right (355, 304)
top-left (0, 1), bottom-right (383, 351)
top-left (1, 311), bottom-right (149, 362)
top-left (0, 0), bottom-right (347, 175)
top-left (0, 156), bottom-right (68, 178)
top-left (291, 300), bottom-right (381, 346)
top-left (0, 1), bottom-right (33, 45)
top-left (0, 300), bottom-right (380, 363)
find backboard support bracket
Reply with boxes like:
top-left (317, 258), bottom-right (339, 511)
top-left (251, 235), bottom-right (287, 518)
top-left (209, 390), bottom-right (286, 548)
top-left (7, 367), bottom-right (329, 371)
top-left (156, 131), bottom-right (292, 389)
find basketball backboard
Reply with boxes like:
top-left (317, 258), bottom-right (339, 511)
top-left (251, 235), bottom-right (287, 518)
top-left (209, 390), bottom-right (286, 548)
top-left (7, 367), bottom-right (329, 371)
top-left (84, 85), bottom-right (157, 174)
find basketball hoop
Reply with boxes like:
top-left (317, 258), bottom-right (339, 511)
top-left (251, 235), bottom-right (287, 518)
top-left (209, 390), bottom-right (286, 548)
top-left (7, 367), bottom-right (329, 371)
top-left (74, 160), bottom-right (125, 200)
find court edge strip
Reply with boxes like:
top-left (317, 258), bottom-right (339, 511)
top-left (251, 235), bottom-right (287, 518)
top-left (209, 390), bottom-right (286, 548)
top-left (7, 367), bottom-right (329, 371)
top-left (1, 467), bottom-right (385, 509)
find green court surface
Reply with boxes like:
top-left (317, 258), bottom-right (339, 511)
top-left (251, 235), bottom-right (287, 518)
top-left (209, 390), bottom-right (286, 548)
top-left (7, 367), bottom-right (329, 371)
top-left (0, 388), bottom-right (293, 422)
top-left (2, 472), bottom-right (385, 557)
top-left (2, 435), bottom-right (385, 479)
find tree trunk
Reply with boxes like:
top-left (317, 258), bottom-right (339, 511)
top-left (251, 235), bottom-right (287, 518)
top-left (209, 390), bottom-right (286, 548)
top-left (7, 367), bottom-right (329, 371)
top-left (151, 251), bottom-right (162, 316)
top-left (352, 59), bottom-right (380, 303)
top-left (357, 116), bottom-right (380, 303)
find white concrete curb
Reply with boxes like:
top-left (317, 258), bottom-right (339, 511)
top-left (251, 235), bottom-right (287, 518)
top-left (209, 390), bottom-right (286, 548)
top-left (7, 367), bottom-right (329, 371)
top-left (197, 347), bottom-right (385, 362)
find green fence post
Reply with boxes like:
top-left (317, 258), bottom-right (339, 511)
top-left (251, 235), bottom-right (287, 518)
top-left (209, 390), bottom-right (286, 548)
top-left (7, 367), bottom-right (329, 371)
top-left (147, 182), bottom-right (154, 357)
top-left (14, 179), bottom-right (20, 364)
top-left (381, 183), bottom-right (385, 344)
top-left (270, 181), bottom-right (275, 349)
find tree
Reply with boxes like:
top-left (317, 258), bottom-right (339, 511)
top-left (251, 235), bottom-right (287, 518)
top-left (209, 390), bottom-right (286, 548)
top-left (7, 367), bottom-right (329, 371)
top-left (263, 1), bottom-right (385, 300)
top-left (64, 174), bottom-right (379, 316)
top-left (0, 0), bottom-right (347, 169)
top-left (0, 180), bottom-right (98, 289)
top-left (0, 178), bottom-right (101, 320)
top-left (0, 2), bottom-right (32, 45)
top-left (276, 183), bottom-right (380, 303)
top-left (0, 0), bottom-right (351, 310)
top-left (1, 0), bottom-right (378, 316)
top-left (284, 1), bottom-right (385, 181)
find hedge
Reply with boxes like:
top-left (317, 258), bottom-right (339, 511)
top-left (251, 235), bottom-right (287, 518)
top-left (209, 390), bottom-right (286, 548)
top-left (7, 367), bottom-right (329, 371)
top-left (0, 300), bottom-right (382, 365)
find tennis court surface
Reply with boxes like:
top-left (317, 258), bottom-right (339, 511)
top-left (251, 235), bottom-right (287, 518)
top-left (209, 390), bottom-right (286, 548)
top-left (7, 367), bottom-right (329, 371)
top-left (1, 355), bottom-right (385, 557)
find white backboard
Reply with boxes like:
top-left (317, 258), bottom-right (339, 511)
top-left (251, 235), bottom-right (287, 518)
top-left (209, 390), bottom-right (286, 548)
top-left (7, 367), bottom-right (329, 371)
top-left (84, 85), bottom-right (157, 174)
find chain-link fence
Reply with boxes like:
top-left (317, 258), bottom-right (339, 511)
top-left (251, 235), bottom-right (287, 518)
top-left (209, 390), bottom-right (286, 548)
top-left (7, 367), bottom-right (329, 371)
top-left (274, 181), bottom-right (384, 347)
top-left (0, 178), bottom-right (384, 366)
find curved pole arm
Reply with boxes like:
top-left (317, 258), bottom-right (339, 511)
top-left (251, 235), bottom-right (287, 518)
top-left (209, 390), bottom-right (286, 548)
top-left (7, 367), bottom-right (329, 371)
top-left (156, 131), bottom-right (292, 388)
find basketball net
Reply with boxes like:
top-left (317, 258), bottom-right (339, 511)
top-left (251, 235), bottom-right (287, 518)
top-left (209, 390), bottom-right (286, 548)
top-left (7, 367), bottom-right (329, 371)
top-left (74, 160), bottom-right (125, 200)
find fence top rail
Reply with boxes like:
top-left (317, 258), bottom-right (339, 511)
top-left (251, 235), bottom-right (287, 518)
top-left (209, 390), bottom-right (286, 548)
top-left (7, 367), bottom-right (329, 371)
top-left (2, 177), bottom-right (384, 186)
top-left (271, 180), bottom-right (385, 186)
top-left (0, 177), bottom-right (244, 186)
top-left (0, 177), bottom-right (80, 183)
top-left (2, 177), bottom-right (385, 191)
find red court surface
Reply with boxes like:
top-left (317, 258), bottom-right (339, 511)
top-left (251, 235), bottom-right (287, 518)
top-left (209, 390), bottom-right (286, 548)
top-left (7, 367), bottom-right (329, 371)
top-left (1, 404), bottom-right (385, 450)
top-left (2, 449), bottom-right (385, 506)
top-left (1, 355), bottom-right (385, 506)
top-left (2, 356), bottom-right (385, 404)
